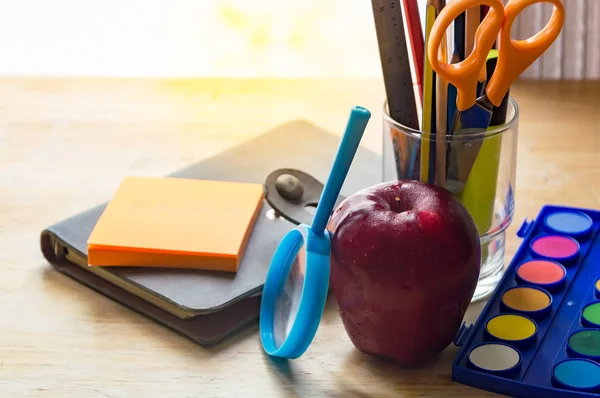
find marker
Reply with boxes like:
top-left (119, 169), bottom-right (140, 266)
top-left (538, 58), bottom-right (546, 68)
top-left (485, 50), bottom-right (509, 126)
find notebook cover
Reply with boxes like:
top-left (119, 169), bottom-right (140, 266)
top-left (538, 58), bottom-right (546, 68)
top-left (40, 120), bottom-right (381, 345)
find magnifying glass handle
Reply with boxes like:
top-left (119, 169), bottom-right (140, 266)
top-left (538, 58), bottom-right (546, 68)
top-left (311, 106), bottom-right (371, 235)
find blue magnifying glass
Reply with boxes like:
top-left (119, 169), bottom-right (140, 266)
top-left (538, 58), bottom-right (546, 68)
top-left (259, 105), bottom-right (371, 359)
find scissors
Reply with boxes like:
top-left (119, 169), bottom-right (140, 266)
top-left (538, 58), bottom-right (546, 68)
top-left (427, 0), bottom-right (565, 134)
top-left (427, 0), bottom-right (564, 193)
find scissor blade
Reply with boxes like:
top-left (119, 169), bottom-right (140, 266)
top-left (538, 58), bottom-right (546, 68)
top-left (446, 104), bottom-right (491, 196)
top-left (455, 101), bottom-right (493, 131)
top-left (448, 129), bottom-right (485, 189)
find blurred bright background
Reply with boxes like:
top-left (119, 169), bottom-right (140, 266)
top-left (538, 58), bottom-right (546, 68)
top-left (0, 0), bottom-right (595, 78)
top-left (0, 0), bottom-right (402, 78)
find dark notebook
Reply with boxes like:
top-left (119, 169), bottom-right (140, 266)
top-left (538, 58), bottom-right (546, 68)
top-left (40, 120), bottom-right (382, 345)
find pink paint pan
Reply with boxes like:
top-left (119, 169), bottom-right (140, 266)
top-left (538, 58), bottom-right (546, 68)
top-left (529, 234), bottom-right (580, 266)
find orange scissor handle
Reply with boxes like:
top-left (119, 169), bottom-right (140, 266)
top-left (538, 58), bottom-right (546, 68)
top-left (486, 0), bottom-right (565, 107)
top-left (427, 0), bottom-right (505, 112)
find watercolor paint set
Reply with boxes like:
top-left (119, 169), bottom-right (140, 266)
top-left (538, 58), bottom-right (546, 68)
top-left (452, 205), bottom-right (600, 397)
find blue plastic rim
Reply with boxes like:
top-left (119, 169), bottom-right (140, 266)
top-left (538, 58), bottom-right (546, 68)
top-left (259, 105), bottom-right (371, 359)
top-left (259, 224), bottom-right (331, 359)
top-left (529, 234), bottom-right (581, 266)
top-left (466, 343), bottom-right (522, 377)
top-left (551, 358), bottom-right (600, 392)
top-left (499, 286), bottom-right (553, 320)
top-left (543, 210), bottom-right (593, 240)
top-left (259, 226), bottom-right (304, 357)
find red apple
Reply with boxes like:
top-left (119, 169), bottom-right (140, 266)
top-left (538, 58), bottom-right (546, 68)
top-left (326, 180), bottom-right (480, 367)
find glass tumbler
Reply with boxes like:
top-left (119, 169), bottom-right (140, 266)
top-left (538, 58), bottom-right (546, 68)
top-left (382, 98), bottom-right (519, 302)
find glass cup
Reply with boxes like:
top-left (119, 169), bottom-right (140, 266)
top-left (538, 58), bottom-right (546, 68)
top-left (382, 98), bottom-right (519, 302)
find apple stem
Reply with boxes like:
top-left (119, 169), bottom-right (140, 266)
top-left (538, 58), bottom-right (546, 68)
top-left (394, 196), bottom-right (402, 211)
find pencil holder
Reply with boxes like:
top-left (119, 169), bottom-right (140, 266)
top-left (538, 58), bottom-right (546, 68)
top-left (382, 97), bottom-right (519, 302)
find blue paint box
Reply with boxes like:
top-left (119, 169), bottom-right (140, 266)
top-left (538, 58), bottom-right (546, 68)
top-left (452, 205), bottom-right (600, 396)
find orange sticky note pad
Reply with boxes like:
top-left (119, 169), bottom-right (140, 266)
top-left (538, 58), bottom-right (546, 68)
top-left (87, 176), bottom-right (264, 272)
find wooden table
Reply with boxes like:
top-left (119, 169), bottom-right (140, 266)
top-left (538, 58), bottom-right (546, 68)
top-left (1, 77), bottom-right (599, 397)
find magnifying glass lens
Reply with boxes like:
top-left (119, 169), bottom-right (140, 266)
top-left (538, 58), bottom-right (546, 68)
top-left (273, 229), bottom-right (307, 348)
top-left (261, 105), bottom-right (370, 359)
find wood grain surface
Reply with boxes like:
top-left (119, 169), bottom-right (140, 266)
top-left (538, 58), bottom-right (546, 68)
top-left (0, 77), bottom-right (599, 397)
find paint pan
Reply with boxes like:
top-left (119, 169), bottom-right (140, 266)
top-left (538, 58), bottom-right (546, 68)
top-left (485, 314), bottom-right (538, 349)
top-left (467, 343), bottom-right (521, 376)
top-left (544, 210), bottom-right (593, 240)
top-left (567, 329), bottom-right (600, 361)
top-left (500, 286), bottom-right (552, 319)
top-left (552, 359), bottom-right (600, 392)
top-left (581, 301), bottom-right (600, 328)
top-left (450, 204), bottom-right (600, 397)
top-left (515, 259), bottom-right (567, 291)
top-left (530, 235), bottom-right (580, 266)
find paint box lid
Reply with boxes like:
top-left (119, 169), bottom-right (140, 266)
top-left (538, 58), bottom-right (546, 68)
top-left (452, 205), bottom-right (600, 398)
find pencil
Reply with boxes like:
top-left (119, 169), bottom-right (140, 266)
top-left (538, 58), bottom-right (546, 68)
top-left (420, 0), bottom-right (445, 185)
top-left (402, 0), bottom-right (425, 103)
top-left (465, 6), bottom-right (480, 59)
top-left (435, 5), bottom-right (448, 187)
